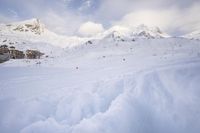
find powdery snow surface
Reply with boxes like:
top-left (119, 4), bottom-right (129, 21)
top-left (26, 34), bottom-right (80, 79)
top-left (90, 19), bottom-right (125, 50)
top-left (183, 30), bottom-right (200, 40)
top-left (1, 19), bottom-right (200, 133)
top-left (1, 61), bottom-right (200, 133)
top-left (0, 37), bottom-right (200, 133)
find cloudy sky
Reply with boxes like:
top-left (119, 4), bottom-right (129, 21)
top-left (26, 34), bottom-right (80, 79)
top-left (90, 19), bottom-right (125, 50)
top-left (0, 0), bottom-right (200, 36)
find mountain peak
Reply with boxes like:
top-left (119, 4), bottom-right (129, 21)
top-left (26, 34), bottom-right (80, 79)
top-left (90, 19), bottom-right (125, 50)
top-left (132, 24), bottom-right (169, 38)
top-left (135, 24), bottom-right (161, 33)
top-left (98, 24), bottom-right (169, 42)
top-left (7, 18), bottom-right (45, 35)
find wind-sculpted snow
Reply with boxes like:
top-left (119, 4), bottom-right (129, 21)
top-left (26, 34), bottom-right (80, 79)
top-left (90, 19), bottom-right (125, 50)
top-left (1, 19), bottom-right (200, 133)
top-left (0, 61), bottom-right (200, 133)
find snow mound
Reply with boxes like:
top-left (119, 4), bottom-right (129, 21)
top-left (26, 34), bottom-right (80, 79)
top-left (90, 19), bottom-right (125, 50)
top-left (0, 62), bottom-right (200, 133)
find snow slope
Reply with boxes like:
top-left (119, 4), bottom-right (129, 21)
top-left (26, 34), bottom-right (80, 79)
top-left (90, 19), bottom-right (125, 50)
top-left (1, 19), bottom-right (200, 133)
top-left (0, 19), bottom-right (170, 51)
top-left (0, 18), bottom-right (89, 49)
top-left (0, 58), bottom-right (200, 133)
top-left (1, 36), bottom-right (200, 133)
top-left (2, 37), bottom-right (199, 68)
top-left (183, 30), bottom-right (200, 40)
top-left (88, 24), bottom-right (170, 44)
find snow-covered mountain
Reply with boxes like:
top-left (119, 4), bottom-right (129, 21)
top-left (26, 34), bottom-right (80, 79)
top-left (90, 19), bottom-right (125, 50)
top-left (0, 18), bottom-right (89, 50)
top-left (0, 18), bottom-right (199, 63)
top-left (0, 18), bottom-right (45, 35)
top-left (76, 24), bottom-right (171, 50)
top-left (1, 19), bottom-right (200, 133)
top-left (0, 19), bottom-right (170, 50)
top-left (93, 24), bottom-right (170, 42)
top-left (132, 24), bottom-right (170, 39)
top-left (183, 30), bottom-right (200, 40)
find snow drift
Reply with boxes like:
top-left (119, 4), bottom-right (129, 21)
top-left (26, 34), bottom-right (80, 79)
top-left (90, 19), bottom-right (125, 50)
top-left (0, 61), bottom-right (200, 133)
top-left (0, 19), bottom-right (200, 133)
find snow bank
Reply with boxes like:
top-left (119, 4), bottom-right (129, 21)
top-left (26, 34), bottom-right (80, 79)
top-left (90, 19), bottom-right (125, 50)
top-left (72, 63), bottom-right (200, 133)
top-left (0, 62), bottom-right (200, 133)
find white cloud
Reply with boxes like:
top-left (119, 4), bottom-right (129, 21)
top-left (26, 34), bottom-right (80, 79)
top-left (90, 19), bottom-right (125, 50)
top-left (113, 2), bottom-right (200, 35)
top-left (78, 21), bottom-right (104, 37)
top-left (178, 3), bottom-right (200, 33)
top-left (0, 0), bottom-right (86, 36)
top-left (0, 0), bottom-right (200, 35)
top-left (39, 10), bottom-right (84, 35)
top-left (113, 9), bottom-right (178, 33)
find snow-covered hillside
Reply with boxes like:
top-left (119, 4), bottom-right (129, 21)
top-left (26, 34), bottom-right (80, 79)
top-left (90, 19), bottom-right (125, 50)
top-left (0, 18), bottom-right (89, 50)
top-left (183, 30), bottom-right (200, 40)
top-left (89, 24), bottom-right (170, 43)
top-left (0, 19), bottom-right (172, 61)
top-left (0, 19), bottom-right (170, 51)
top-left (0, 19), bottom-right (200, 133)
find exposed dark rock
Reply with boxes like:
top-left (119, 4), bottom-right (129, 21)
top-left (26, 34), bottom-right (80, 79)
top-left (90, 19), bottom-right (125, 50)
top-left (0, 45), bottom-right (45, 63)
top-left (85, 40), bottom-right (93, 45)
top-left (0, 45), bottom-right (9, 52)
top-left (0, 45), bottom-right (8, 48)
top-left (26, 50), bottom-right (44, 59)
top-left (10, 46), bottom-right (15, 49)
top-left (9, 42), bottom-right (14, 45)
top-left (0, 46), bottom-right (10, 63)
top-left (88, 41), bottom-right (92, 44)
top-left (10, 49), bottom-right (25, 59)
